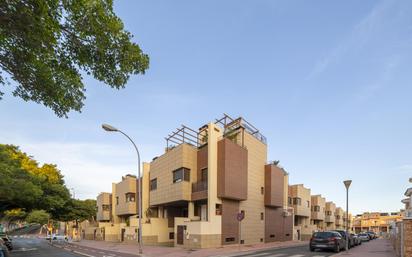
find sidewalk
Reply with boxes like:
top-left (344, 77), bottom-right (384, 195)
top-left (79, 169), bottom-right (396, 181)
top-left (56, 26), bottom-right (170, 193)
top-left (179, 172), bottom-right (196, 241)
top-left (70, 240), bottom-right (307, 257)
top-left (333, 238), bottom-right (396, 257)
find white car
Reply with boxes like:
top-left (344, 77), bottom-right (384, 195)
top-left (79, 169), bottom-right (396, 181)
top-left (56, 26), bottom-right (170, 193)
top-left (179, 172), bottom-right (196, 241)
top-left (357, 233), bottom-right (370, 242)
top-left (52, 234), bottom-right (67, 241)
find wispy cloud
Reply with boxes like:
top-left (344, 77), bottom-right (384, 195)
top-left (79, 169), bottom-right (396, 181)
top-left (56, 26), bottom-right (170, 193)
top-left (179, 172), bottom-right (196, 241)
top-left (307, 0), bottom-right (393, 80)
top-left (396, 164), bottom-right (412, 174)
top-left (0, 137), bottom-right (157, 200)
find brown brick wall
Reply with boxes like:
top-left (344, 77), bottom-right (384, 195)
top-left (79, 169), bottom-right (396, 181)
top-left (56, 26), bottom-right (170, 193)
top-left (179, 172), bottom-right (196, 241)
top-left (405, 219), bottom-right (412, 257)
top-left (217, 138), bottom-right (248, 200)
top-left (265, 207), bottom-right (293, 242)
top-left (264, 165), bottom-right (285, 207)
top-left (221, 199), bottom-right (240, 245)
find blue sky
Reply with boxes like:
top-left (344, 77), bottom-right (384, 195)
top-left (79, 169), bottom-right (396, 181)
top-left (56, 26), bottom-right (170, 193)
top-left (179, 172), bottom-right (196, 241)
top-left (1, 0), bottom-right (411, 215)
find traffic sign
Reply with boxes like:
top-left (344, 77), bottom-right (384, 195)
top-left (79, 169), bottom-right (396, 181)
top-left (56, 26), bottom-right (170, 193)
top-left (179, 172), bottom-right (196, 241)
top-left (237, 212), bottom-right (244, 222)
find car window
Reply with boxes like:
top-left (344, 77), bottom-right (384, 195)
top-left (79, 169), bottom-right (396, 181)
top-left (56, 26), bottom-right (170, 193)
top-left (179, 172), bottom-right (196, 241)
top-left (313, 232), bottom-right (335, 238)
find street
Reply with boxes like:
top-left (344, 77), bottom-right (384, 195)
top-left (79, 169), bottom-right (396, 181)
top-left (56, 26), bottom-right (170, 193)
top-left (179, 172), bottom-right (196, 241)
top-left (9, 237), bottom-right (139, 257)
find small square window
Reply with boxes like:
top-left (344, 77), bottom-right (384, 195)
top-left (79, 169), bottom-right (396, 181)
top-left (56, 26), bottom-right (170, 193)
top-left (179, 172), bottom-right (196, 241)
top-left (150, 178), bottom-right (157, 191)
top-left (260, 212), bottom-right (264, 220)
top-left (216, 204), bottom-right (222, 215)
top-left (261, 187), bottom-right (264, 195)
top-left (169, 232), bottom-right (174, 239)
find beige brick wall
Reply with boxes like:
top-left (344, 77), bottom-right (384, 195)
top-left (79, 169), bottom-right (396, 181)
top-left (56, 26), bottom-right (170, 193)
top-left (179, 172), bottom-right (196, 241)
top-left (239, 132), bottom-right (267, 245)
top-left (149, 143), bottom-right (197, 206)
top-left (115, 177), bottom-right (137, 216)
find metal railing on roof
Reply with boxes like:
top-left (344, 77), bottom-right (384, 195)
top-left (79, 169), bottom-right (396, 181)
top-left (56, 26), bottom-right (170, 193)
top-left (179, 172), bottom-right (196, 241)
top-left (165, 125), bottom-right (199, 149)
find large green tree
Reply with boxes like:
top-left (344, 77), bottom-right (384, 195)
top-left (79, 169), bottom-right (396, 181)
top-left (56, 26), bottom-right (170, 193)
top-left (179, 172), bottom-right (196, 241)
top-left (25, 209), bottom-right (50, 225)
top-left (0, 0), bottom-right (149, 117)
top-left (0, 144), bottom-right (70, 218)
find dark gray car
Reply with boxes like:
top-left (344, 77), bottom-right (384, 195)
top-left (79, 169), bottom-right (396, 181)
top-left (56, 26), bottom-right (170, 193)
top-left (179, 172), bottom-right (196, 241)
top-left (310, 231), bottom-right (345, 253)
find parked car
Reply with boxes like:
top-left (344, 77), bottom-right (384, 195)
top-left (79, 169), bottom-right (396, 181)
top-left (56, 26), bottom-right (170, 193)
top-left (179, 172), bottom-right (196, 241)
top-left (310, 231), bottom-right (345, 253)
top-left (333, 230), bottom-right (355, 248)
top-left (351, 233), bottom-right (362, 246)
top-left (366, 231), bottom-right (377, 239)
top-left (0, 234), bottom-right (12, 251)
top-left (358, 233), bottom-right (370, 242)
top-left (0, 238), bottom-right (10, 257)
top-left (52, 234), bottom-right (68, 241)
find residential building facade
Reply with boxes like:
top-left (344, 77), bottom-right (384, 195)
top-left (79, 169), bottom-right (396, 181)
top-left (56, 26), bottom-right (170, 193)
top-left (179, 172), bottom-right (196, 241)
top-left (288, 184), bottom-right (316, 240)
top-left (94, 115), bottom-right (294, 248)
top-left (310, 195), bottom-right (325, 231)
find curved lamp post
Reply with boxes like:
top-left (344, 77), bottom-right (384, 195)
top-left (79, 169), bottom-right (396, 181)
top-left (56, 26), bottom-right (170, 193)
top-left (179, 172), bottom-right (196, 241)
top-left (343, 180), bottom-right (352, 253)
top-left (102, 124), bottom-right (143, 254)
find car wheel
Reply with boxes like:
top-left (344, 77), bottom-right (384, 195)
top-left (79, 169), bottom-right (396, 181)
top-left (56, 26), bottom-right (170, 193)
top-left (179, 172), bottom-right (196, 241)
top-left (334, 243), bottom-right (340, 253)
top-left (310, 247), bottom-right (315, 252)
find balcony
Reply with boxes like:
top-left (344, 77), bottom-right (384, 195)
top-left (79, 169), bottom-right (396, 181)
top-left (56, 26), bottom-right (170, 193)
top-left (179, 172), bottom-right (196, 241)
top-left (192, 181), bottom-right (208, 201)
top-left (97, 210), bottom-right (111, 221)
top-left (325, 215), bottom-right (335, 223)
top-left (311, 211), bottom-right (325, 221)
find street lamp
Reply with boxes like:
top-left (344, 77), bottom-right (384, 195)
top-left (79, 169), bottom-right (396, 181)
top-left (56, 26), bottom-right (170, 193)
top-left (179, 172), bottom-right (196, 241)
top-left (343, 180), bottom-right (352, 253)
top-left (102, 124), bottom-right (143, 254)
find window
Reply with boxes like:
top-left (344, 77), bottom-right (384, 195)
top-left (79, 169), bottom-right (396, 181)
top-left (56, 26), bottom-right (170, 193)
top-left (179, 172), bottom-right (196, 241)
top-left (261, 187), bottom-right (264, 195)
top-left (125, 193), bottom-right (136, 202)
top-left (201, 168), bottom-right (208, 182)
top-left (293, 197), bottom-right (302, 206)
top-left (148, 207), bottom-right (159, 218)
top-left (116, 196), bottom-right (119, 205)
top-left (260, 212), bottom-right (264, 220)
top-left (216, 204), bottom-right (222, 215)
top-left (173, 167), bottom-right (190, 183)
top-left (241, 210), bottom-right (245, 219)
top-left (150, 178), bottom-right (157, 191)
top-left (102, 204), bottom-right (110, 211)
top-left (307, 201), bottom-right (310, 208)
top-left (288, 197), bottom-right (292, 205)
top-left (169, 232), bottom-right (174, 239)
top-left (314, 205), bottom-right (320, 212)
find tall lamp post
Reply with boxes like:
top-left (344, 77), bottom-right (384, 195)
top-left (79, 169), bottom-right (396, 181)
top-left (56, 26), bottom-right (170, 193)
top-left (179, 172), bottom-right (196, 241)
top-left (102, 124), bottom-right (143, 254)
top-left (343, 180), bottom-right (352, 253)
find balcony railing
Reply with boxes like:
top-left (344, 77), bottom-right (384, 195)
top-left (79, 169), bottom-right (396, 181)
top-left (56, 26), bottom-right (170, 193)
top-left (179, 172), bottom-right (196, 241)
top-left (192, 181), bottom-right (208, 193)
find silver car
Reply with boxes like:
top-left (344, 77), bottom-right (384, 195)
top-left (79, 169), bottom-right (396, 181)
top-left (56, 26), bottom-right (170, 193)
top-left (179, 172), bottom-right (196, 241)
top-left (358, 233), bottom-right (370, 242)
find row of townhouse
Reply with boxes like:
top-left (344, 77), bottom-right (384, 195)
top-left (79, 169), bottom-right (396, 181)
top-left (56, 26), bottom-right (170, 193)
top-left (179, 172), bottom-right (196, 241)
top-left (352, 211), bottom-right (403, 235)
top-left (287, 184), bottom-right (352, 240)
top-left (93, 115), bottom-right (350, 248)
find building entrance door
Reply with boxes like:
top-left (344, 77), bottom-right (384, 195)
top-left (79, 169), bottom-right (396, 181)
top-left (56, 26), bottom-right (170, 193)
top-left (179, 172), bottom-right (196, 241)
top-left (177, 225), bottom-right (186, 245)
top-left (121, 228), bottom-right (125, 242)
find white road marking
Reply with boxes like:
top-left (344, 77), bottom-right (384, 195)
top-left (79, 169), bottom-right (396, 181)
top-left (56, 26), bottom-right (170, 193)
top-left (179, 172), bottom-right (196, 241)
top-left (12, 248), bottom-right (37, 252)
top-left (288, 255), bottom-right (305, 257)
top-left (312, 255), bottom-right (325, 257)
top-left (73, 250), bottom-right (96, 257)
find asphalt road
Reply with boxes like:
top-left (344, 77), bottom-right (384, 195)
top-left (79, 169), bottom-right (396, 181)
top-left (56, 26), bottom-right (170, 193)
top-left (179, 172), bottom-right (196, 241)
top-left (9, 237), bottom-right (139, 257)
top-left (230, 245), bottom-right (337, 257)
top-left (10, 237), bottom-right (80, 257)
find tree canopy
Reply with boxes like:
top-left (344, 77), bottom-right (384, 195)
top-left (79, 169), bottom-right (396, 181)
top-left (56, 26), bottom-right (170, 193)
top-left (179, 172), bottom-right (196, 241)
top-left (25, 210), bottom-right (50, 225)
top-left (0, 0), bottom-right (149, 117)
top-left (0, 144), bottom-right (96, 224)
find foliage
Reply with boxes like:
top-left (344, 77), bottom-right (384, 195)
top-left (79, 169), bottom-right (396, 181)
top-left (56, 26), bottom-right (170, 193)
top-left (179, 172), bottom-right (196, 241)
top-left (3, 208), bottom-right (26, 222)
top-left (0, 144), bottom-right (93, 224)
top-left (0, 0), bottom-right (149, 117)
top-left (58, 199), bottom-right (97, 223)
top-left (25, 210), bottom-right (50, 225)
